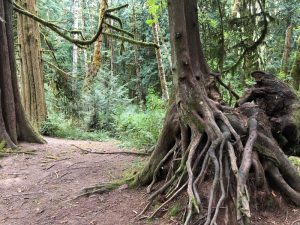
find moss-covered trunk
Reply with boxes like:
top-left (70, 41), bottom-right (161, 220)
top-left (292, 36), bottom-right (300, 90)
top-left (0, 0), bottom-right (44, 148)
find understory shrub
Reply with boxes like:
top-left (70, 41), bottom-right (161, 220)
top-left (40, 112), bottom-right (109, 141)
top-left (115, 91), bottom-right (166, 148)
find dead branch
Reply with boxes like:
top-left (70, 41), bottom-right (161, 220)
top-left (72, 144), bottom-right (150, 156)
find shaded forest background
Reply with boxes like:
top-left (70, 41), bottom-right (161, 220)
top-left (11, 0), bottom-right (300, 150)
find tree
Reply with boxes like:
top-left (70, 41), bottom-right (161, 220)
top-left (291, 35), bottom-right (300, 90)
top-left (281, 25), bottom-right (293, 74)
top-left (133, 0), bottom-right (300, 224)
top-left (152, 20), bottom-right (169, 100)
top-left (131, 0), bottom-right (146, 103)
top-left (16, 0), bottom-right (47, 130)
top-left (0, 0), bottom-right (44, 148)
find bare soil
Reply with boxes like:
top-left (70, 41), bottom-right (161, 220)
top-left (0, 137), bottom-right (299, 225)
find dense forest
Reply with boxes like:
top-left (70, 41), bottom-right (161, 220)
top-left (1, 0), bottom-right (300, 224)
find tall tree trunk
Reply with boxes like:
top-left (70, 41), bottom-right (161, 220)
top-left (291, 36), bottom-right (300, 90)
top-left (82, 0), bottom-right (89, 75)
top-left (152, 21), bottom-right (169, 100)
top-left (281, 25), bottom-right (293, 74)
top-left (72, 0), bottom-right (80, 76)
top-left (132, 0), bottom-right (146, 103)
top-left (157, 23), bottom-right (173, 76)
top-left (84, 0), bottom-right (108, 90)
top-left (108, 4), bottom-right (114, 77)
top-left (232, 0), bottom-right (242, 17)
top-left (16, 0), bottom-right (47, 130)
top-left (0, 0), bottom-right (44, 148)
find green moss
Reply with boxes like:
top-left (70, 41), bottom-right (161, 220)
top-left (289, 156), bottom-right (300, 175)
top-left (167, 203), bottom-right (182, 217)
top-left (0, 140), bottom-right (6, 152)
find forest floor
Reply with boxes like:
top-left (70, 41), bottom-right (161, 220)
top-left (0, 137), bottom-right (300, 225)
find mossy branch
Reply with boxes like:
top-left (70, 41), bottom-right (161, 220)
top-left (13, 2), bottom-right (157, 49)
top-left (104, 22), bottom-right (134, 38)
top-left (43, 60), bottom-right (73, 79)
top-left (105, 13), bottom-right (123, 28)
top-left (106, 4), bottom-right (128, 13)
top-left (13, 2), bottom-right (100, 47)
top-left (102, 32), bottom-right (159, 48)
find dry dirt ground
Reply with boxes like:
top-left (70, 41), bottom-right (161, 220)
top-left (0, 137), bottom-right (299, 225)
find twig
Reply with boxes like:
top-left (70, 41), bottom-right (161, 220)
top-left (1, 192), bottom-right (44, 199)
top-left (0, 149), bottom-right (37, 157)
top-left (72, 144), bottom-right (149, 156)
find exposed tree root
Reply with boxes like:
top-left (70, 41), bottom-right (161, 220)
top-left (77, 73), bottom-right (300, 224)
top-left (132, 81), bottom-right (300, 224)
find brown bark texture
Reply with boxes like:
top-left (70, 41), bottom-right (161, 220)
top-left (292, 36), bottom-right (300, 90)
top-left (84, 0), bottom-right (108, 90)
top-left (281, 25), bottom-right (293, 74)
top-left (152, 21), bottom-right (169, 100)
top-left (0, 0), bottom-right (44, 148)
top-left (17, 0), bottom-right (47, 130)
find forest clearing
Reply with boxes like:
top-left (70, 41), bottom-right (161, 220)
top-left (1, 0), bottom-right (300, 224)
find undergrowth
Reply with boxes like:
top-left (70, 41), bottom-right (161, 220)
top-left (40, 112), bottom-right (110, 141)
top-left (42, 90), bottom-right (166, 148)
top-left (115, 91), bottom-right (166, 149)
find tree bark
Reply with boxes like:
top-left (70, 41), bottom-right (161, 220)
top-left (72, 0), bottom-right (80, 76)
top-left (84, 0), bottom-right (108, 90)
top-left (132, 0), bottom-right (146, 103)
top-left (152, 21), bottom-right (169, 100)
top-left (291, 36), bottom-right (300, 90)
top-left (16, 0), bottom-right (47, 130)
top-left (0, 0), bottom-right (44, 147)
top-left (281, 25), bottom-right (293, 74)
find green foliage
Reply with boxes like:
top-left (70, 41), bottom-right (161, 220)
top-left (0, 140), bottom-right (6, 152)
top-left (82, 67), bottom-right (131, 132)
top-left (146, 0), bottom-right (166, 25)
top-left (289, 156), bottom-right (300, 175)
top-left (40, 112), bottom-right (109, 141)
top-left (167, 203), bottom-right (182, 218)
top-left (115, 91), bottom-right (166, 148)
top-left (36, 0), bottom-right (300, 150)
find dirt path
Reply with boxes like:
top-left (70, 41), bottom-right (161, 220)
top-left (0, 137), bottom-right (299, 225)
top-left (0, 137), bottom-right (170, 225)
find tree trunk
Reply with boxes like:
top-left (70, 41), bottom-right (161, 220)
top-left (133, 1), bottom-right (300, 224)
top-left (132, 0), bottom-right (146, 103)
top-left (84, 0), bottom-right (108, 90)
top-left (72, 0), bottom-right (80, 76)
top-left (291, 36), bottom-right (300, 90)
top-left (0, 0), bottom-right (44, 148)
top-left (16, 0), bottom-right (47, 130)
top-left (232, 0), bottom-right (242, 17)
top-left (157, 23), bottom-right (173, 76)
top-left (281, 25), bottom-right (293, 74)
top-left (152, 21), bottom-right (169, 101)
